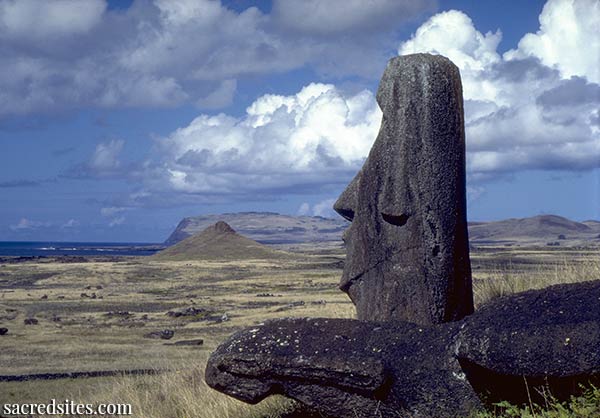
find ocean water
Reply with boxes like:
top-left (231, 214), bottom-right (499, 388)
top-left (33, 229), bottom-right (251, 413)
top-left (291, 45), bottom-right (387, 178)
top-left (0, 241), bottom-right (163, 257)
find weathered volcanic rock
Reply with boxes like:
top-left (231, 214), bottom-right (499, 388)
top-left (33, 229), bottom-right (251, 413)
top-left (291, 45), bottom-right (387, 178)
top-left (334, 53), bottom-right (473, 324)
top-left (206, 317), bottom-right (481, 418)
top-left (206, 280), bottom-right (600, 417)
top-left (457, 280), bottom-right (600, 404)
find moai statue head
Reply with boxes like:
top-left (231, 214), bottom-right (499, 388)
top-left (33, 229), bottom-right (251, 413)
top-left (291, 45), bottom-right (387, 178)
top-left (335, 54), bottom-right (473, 325)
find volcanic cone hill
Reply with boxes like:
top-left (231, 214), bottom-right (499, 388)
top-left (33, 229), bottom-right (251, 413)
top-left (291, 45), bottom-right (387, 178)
top-left (152, 221), bottom-right (296, 261)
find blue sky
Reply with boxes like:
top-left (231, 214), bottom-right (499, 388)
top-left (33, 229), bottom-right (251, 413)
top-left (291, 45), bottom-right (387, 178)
top-left (0, 0), bottom-right (598, 242)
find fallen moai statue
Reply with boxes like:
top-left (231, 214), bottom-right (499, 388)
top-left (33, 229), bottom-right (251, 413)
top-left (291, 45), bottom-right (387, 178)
top-left (206, 281), bottom-right (600, 417)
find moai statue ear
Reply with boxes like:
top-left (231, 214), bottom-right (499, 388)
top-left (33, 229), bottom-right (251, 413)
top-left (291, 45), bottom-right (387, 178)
top-left (334, 169), bottom-right (362, 222)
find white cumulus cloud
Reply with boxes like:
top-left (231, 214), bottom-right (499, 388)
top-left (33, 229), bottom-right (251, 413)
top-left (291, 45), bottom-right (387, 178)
top-left (145, 83), bottom-right (381, 196)
top-left (504, 0), bottom-right (599, 83)
top-left (65, 0), bottom-right (599, 209)
top-left (398, 0), bottom-right (600, 177)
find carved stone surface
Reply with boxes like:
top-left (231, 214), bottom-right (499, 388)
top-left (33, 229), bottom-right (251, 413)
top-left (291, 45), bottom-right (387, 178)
top-left (457, 280), bottom-right (600, 405)
top-left (334, 53), bottom-right (473, 324)
top-left (205, 281), bottom-right (600, 417)
top-left (204, 53), bottom-right (599, 417)
top-left (206, 318), bottom-right (480, 418)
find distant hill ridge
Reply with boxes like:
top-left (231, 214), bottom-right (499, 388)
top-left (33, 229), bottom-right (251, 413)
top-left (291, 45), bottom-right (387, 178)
top-left (153, 221), bottom-right (295, 261)
top-left (165, 213), bottom-right (600, 247)
top-left (468, 215), bottom-right (599, 245)
top-left (164, 212), bottom-right (348, 246)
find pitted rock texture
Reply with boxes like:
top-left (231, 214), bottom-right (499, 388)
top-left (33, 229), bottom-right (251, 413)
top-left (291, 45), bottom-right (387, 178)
top-left (206, 317), bottom-right (480, 418)
top-left (206, 280), bottom-right (600, 417)
top-left (334, 53), bottom-right (473, 324)
top-left (457, 280), bottom-right (600, 404)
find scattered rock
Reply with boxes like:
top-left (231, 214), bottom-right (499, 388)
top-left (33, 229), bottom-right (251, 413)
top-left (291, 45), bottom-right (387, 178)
top-left (170, 339), bottom-right (204, 346)
top-left (274, 301), bottom-right (305, 312)
top-left (24, 318), bottom-right (38, 325)
top-left (167, 307), bottom-right (228, 323)
top-left (159, 329), bottom-right (174, 339)
top-left (333, 54), bottom-right (473, 325)
top-left (104, 311), bottom-right (132, 318)
top-left (167, 307), bottom-right (208, 318)
top-left (144, 329), bottom-right (175, 340)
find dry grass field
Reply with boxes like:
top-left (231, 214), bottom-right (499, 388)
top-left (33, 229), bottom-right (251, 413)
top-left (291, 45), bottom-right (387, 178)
top-left (0, 245), bottom-right (598, 417)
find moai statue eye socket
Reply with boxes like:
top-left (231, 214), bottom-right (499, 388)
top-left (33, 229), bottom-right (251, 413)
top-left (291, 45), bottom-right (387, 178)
top-left (381, 213), bottom-right (409, 226)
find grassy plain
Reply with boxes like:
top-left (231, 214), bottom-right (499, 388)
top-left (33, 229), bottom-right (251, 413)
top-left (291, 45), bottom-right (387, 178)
top-left (0, 245), bottom-right (598, 417)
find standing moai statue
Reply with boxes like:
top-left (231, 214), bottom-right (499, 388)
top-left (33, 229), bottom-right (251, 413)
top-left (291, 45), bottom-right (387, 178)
top-left (334, 53), bottom-right (473, 324)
